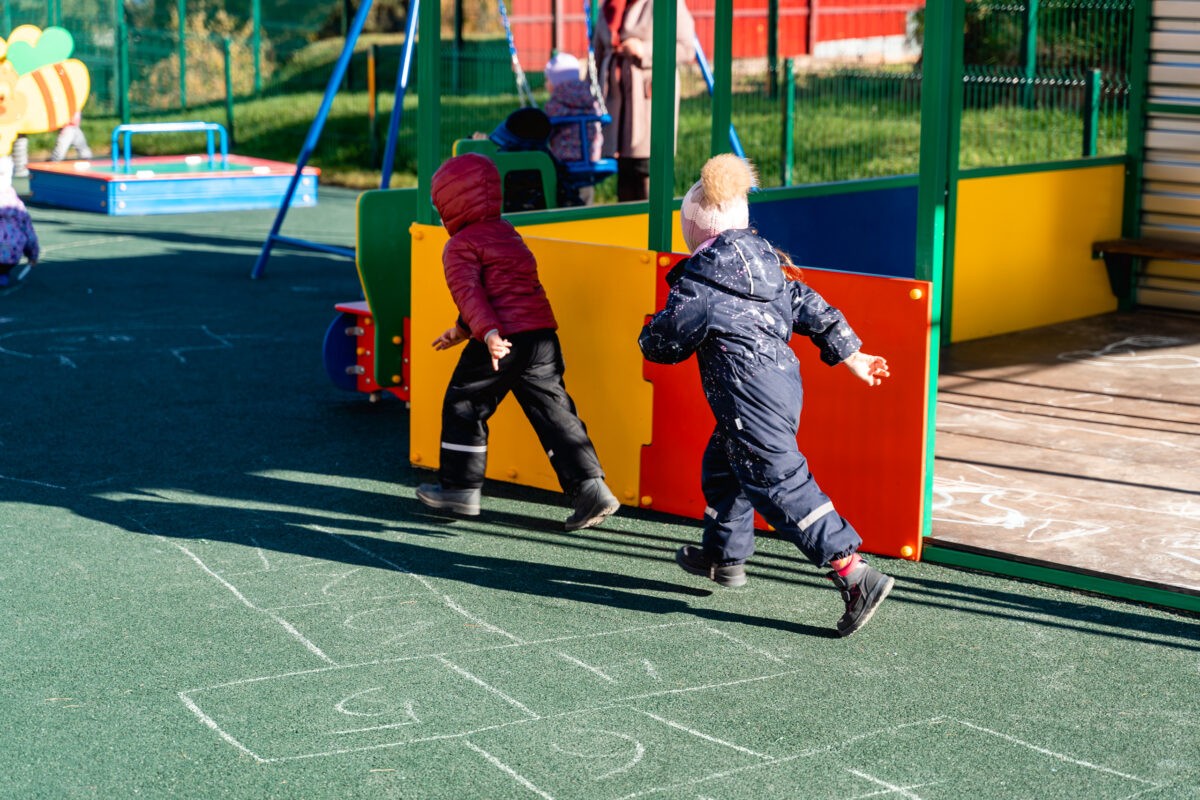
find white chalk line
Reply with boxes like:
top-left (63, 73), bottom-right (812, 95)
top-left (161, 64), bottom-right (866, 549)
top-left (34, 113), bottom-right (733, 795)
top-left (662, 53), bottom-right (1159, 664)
top-left (845, 768), bottom-right (936, 800)
top-left (182, 621), bottom-right (700, 695)
top-left (172, 541), bottom-right (336, 665)
top-left (614, 719), bottom-right (948, 800)
top-left (464, 740), bottom-right (556, 800)
top-left (556, 652), bottom-right (616, 682)
top-left (635, 710), bottom-right (771, 760)
top-left (702, 625), bottom-right (787, 663)
top-left (178, 692), bottom-right (265, 763)
top-left (41, 236), bottom-right (136, 253)
top-left (437, 656), bottom-right (540, 719)
top-left (0, 473), bottom-right (66, 489)
top-left (311, 523), bottom-right (525, 644)
top-left (933, 469), bottom-right (1199, 534)
top-left (1058, 336), bottom-right (1200, 369)
top-left (954, 719), bottom-right (1159, 786)
top-left (184, 666), bottom-right (800, 764)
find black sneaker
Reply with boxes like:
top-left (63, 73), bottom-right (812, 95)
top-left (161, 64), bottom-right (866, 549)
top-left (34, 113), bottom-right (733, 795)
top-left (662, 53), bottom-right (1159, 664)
top-left (415, 483), bottom-right (481, 516)
top-left (564, 477), bottom-right (620, 531)
top-left (675, 545), bottom-right (747, 588)
top-left (828, 559), bottom-right (894, 637)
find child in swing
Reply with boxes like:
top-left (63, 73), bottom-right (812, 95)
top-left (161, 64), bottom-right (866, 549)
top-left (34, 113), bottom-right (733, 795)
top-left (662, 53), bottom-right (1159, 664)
top-left (638, 154), bottom-right (894, 636)
top-left (416, 152), bottom-right (621, 530)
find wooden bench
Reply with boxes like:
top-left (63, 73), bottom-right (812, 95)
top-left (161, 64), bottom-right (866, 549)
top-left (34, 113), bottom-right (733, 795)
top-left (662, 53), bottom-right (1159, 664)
top-left (1091, 237), bottom-right (1200, 310)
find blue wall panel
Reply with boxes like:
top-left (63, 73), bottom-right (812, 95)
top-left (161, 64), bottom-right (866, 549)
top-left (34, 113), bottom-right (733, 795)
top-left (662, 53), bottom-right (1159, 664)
top-left (749, 185), bottom-right (918, 279)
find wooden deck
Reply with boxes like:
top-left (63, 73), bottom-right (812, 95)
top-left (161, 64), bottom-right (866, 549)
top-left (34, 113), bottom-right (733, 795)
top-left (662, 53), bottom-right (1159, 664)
top-left (929, 309), bottom-right (1200, 596)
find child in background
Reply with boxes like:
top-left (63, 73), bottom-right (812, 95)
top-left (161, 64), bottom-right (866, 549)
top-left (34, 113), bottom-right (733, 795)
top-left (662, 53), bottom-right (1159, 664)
top-left (0, 156), bottom-right (39, 294)
top-left (543, 52), bottom-right (603, 205)
top-left (638, 154), bottom-right (894, 637)
top-left (417, 152), bottom-right (621, 530)
top-left (51, 110), bottom-right (93, 162)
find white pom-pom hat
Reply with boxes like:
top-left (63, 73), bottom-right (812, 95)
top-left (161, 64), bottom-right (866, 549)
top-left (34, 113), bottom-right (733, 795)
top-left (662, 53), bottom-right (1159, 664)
top-left (679, 154), bottom-right (757, 253)
top-left (544, 52), bottom-right (582, 87)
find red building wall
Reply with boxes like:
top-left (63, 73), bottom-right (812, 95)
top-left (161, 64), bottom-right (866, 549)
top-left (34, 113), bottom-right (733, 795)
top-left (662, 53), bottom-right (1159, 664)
top-left (506, 0), bottom-right (923, 68)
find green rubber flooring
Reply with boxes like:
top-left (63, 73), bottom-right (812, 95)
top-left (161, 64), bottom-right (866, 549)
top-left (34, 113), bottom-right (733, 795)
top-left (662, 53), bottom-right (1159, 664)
top-left (1, 188), bottom-right (1197, 799)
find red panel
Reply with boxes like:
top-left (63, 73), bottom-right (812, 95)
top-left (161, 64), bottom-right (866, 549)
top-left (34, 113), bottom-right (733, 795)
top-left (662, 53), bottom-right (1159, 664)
top-left (333, 302), bottom-right (410, 402)
top-left (640, 258), bottom-right (931, 560)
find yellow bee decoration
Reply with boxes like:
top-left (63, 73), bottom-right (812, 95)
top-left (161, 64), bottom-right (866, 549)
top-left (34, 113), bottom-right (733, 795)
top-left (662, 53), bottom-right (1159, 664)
top-left (0, 25), bottom-right (91, 157)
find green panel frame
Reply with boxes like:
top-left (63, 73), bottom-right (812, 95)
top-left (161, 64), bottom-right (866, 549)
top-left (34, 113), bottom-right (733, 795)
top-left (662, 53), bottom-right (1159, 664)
top-left (356, 188), bottom-right (419, 389)
top-left (923, 544), bottom-right (1200, 615)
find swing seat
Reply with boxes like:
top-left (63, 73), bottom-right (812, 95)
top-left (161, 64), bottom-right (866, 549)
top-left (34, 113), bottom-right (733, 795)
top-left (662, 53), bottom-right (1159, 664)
top-left (548, 113), bottom-right (617, 191)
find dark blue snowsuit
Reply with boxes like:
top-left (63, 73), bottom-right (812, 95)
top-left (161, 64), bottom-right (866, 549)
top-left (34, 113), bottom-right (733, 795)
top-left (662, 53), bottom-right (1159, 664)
top-left (638, 229), bottom-right (864, 567)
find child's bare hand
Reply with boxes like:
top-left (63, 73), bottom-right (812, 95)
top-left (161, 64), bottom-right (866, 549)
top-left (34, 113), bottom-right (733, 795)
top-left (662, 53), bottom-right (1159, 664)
top-left (432, 326), bottom-right (467, 350)
top-left (484, 330), bottom-right (512, 370)
top-left (843, 351), bottom-right (890, 386)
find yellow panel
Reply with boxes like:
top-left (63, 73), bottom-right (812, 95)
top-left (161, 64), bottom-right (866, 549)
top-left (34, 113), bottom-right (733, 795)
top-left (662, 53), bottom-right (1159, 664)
top-left (518, 209), bottom-right (690, 254)
top-left (409, 224), bottom-right (656, 508)
top-left (952, 165), bottom-right (1123, 342)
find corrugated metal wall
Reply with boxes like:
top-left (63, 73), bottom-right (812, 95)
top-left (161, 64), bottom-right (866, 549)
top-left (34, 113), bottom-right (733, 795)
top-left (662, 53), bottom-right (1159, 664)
top-left (1139, 0), bottom-right (1200, 310)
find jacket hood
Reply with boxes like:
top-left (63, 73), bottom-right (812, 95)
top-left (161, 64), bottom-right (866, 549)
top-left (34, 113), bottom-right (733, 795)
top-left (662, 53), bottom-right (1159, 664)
top-left (431, 153), bottom-right (503, 235)
top-left (683, 228), bottom-right (783, 302)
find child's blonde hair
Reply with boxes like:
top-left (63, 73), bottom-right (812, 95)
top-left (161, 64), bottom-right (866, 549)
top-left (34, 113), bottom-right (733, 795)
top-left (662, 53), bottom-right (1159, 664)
top-left (775, 248), bottom-right (805, 283)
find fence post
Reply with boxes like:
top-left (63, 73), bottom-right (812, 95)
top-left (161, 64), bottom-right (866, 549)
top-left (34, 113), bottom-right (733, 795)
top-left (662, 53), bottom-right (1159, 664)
top-left (767, 0), bottom-right (779, 99)
top-left (178, 0), bottom-right (188, 109)
top-left (368, 43), bottom-right (378, 167)
top-left (1082, 67), bottom-right (1101, 157)
top-left (252, 0), bottom-right (262, 96)
top-left (1020, 0), bottom-right (1038, 108)
top-left (223, 37), bottom-right (235, 149)
top-left (117, 0), bottom-right (130, 123)
top-left (781, 57), bottom-right (794, 185)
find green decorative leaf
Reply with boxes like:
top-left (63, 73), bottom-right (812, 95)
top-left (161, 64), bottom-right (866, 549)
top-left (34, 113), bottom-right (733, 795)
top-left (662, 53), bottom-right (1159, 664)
top-left (5, 27), bottom-right (75, 75)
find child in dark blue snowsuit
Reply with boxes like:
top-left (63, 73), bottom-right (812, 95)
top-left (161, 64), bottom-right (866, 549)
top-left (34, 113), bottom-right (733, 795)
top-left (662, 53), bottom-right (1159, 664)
top-left (638, 154), bottom-right (894, 636)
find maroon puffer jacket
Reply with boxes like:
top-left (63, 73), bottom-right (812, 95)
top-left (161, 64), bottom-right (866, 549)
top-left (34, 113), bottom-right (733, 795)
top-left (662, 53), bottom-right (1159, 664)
top-left (430, 153), bottom-right (557, 341)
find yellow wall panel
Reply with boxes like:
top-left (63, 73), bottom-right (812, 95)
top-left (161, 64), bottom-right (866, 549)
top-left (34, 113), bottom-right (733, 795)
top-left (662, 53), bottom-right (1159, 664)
top-left (515, 210), bottom-right (690, 254)
top-left (409, 224), bottom-right (656, 508)
top-left (952, 165), bottom-right (1124, 342)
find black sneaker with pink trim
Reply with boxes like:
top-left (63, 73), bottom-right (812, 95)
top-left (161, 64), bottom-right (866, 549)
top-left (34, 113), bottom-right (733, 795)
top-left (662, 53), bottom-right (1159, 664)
top-left (828, 559), bottom-right (894, 637)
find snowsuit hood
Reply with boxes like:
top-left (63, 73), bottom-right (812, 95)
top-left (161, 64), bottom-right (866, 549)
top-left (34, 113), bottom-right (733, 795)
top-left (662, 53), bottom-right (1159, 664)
top-left (431, 153), bottom-right (503, 236)
top-left (681, 228), bottom-right (784, 303)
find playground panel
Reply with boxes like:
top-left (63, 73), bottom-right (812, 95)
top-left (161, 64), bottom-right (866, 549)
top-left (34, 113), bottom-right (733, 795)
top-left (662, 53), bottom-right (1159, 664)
top-left (409, 227), bottom-right (656, 509)
top-left (750, 184), bottom-right (920, 279)
top-left (407, 220), bottom-right (931, 559)
top-left (951, 163), bottom-right (1123, 342)
top-left (640, 257), bottom-right (932, 560)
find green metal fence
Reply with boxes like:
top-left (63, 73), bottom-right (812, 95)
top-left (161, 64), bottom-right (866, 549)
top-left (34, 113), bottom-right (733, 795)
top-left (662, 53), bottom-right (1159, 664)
top-left (1, 0), bottom-right (1135, 186)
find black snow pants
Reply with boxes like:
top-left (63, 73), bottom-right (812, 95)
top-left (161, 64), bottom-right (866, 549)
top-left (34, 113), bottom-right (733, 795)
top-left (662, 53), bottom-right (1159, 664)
top-left (438, 329), bottom-right (604, 493)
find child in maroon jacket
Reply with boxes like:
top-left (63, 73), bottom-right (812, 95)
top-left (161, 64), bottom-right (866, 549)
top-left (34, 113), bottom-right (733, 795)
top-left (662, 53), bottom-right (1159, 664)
top-left (416, 153), bottom-right (620, 530)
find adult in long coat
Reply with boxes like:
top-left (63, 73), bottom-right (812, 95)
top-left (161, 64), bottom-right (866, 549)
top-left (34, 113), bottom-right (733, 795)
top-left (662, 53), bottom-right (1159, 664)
top-left (592, 0), bottom-right (695, 201)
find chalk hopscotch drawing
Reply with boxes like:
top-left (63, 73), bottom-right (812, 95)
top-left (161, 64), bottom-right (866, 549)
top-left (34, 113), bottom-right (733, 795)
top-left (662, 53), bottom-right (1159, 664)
top-left (0, 324), bottom-right (236, 367)
top-left (1058, 335), bottom-right (1200, 369)
top-left (151, 488), bottom-right (1174, 796)
top-left (333, 688), bottom-right (419, 724)
top-left (550, 728), bottom-right (646, 781)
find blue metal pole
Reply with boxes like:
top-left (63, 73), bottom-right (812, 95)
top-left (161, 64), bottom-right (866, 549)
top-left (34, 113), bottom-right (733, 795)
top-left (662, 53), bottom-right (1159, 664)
top-left (693, 35), bottom-right (745, 158)
top-left (251, 0), bottom-right (375, 279)
top-left (380, 0), bottom-right (419, 188)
